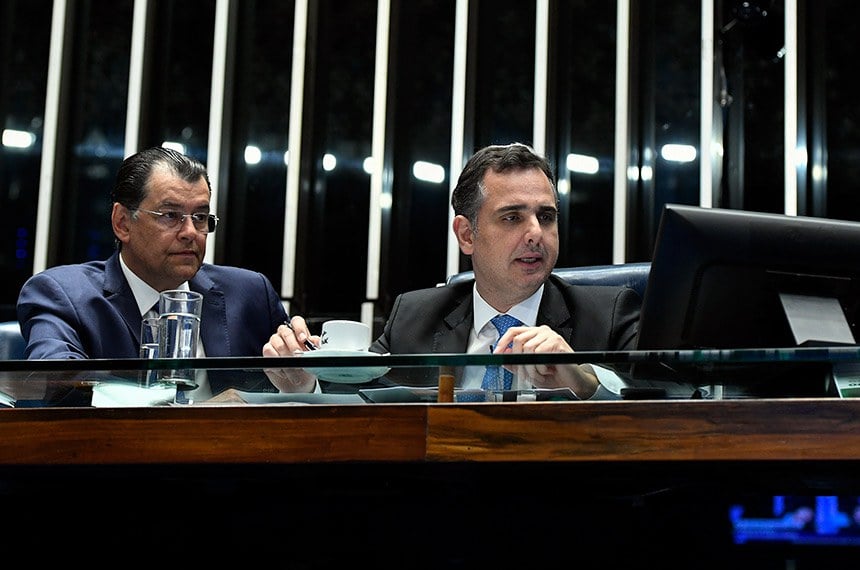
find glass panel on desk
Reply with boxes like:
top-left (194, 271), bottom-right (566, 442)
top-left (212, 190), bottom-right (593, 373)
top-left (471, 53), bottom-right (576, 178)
top-left (1, 347), bottom-right (859, 408)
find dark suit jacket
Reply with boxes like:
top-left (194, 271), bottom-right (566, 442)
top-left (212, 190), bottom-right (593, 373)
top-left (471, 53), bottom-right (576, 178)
top-left (16, 252), bottom-right (288, 399)
top-left (369, 274), bottom-right (641, 386)
top-left (18, 253), bottom-right (287, 406)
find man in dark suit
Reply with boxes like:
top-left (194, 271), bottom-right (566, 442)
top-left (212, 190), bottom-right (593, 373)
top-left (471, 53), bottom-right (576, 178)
top-left (17, 146), bottom-right (315, 395)
top-left (268, 143), bottom-right (640, 399)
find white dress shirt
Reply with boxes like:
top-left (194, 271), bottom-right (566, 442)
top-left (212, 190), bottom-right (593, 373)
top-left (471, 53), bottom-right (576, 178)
top-left (462, 283), bottom-right (628, 399)
top-left (461, 285), bottom-right (542, 390)
top-left (119, 253), bottom-right (211, 401)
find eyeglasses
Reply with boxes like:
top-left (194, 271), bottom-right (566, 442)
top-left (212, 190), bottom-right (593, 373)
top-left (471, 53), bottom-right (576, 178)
top-left (135, 209), bottom-right (219, 233)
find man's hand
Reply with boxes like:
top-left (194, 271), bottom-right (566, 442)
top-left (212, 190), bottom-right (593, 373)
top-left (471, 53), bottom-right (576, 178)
top-left (496, 325), bottom-right (599, 399)
top-left (263, 315), bottom-right (320, 356)
top-left (262, 315), bottom-right (320, 393)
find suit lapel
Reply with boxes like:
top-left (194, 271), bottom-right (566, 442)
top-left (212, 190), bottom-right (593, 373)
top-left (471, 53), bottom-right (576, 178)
top-left (104, 252), bottom-right (146, 341)
top-left (537, 278), bottom-right (574, 343)
top-left (191, 266), bottom-right (229, 356)
top-left (436, 288), bottom-right (473, 353)
top-left (432, 289), bottom-right (473, 384)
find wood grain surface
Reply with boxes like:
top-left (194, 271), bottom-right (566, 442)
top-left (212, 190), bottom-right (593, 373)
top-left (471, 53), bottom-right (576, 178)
top-left (2, 398), bottom-right (860, 465)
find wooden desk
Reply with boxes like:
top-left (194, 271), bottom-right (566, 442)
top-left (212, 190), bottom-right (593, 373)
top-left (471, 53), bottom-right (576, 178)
top-left (2, 399), bottom-right (859, 566)
top-left (2, 398), bottom-right (859, 465)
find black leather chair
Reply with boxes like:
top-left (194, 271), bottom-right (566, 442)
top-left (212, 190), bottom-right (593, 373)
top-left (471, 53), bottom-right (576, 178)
top-left (0, 321), bottom-right (25, 360)
top-left (446, 262), bottom-right (651, 298)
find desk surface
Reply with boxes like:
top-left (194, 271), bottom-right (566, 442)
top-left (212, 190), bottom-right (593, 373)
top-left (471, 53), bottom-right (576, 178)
top-left (0, 350), bottom-right (857, 465)
top-left (3, 353), bottom-right (860, 566)
top-left (2, 397), bottom-right (859, 465)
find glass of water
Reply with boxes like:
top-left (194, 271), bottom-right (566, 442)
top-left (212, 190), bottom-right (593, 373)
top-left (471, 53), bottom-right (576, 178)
top-left (139, 316), bottom-right (160, 359)
top-left (139, 315), bottom-right (160, 386)
top-left (157, 290), bottom-right (203, 388)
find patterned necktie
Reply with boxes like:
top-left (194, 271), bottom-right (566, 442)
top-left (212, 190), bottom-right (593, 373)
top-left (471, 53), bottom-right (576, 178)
top-left (481, 314), bottom-right (523, 391)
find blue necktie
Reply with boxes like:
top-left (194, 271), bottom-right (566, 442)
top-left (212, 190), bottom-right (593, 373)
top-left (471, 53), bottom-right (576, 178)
top-left (481, 314), bottom-right (523, 391)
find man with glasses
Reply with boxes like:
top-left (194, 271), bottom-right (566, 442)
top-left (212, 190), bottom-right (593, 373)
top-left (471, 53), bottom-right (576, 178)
top-left (17, 147), bottom-right (315, 391)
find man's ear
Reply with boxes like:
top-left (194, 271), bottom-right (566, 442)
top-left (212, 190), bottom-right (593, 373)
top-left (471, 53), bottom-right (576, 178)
top-left (453, 215), bottom-right (475, 255)
top-left (112, 203), bottom-right (131, 245)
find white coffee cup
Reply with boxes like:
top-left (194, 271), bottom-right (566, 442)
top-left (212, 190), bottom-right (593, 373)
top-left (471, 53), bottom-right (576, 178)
top-left (320, 320), bottom-right (371, 352)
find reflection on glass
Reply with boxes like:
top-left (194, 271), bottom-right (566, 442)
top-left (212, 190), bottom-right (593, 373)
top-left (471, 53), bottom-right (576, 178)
top-left (383, 0), bottom-right (455, 315)
top-left (811, 2), bottom-right (860, 222)
top-left (56, 0), bottom-right (134, 265)
top-left (717, 0), bottom-right (785, 214)
top-left (0, 0), bottom-right (53, 318)
top-left (555, 1), bottom-right (617, 266)
top-left (143, 0), bottom-right (215, 161)
top-left (222, 0), bottom-right (295, 292)
top-left (300, 0), bottom-right (377, 324)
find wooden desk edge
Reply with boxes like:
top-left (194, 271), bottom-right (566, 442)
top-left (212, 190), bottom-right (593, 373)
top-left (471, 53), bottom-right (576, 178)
top-left (1, 398), bottom-right (859, 465)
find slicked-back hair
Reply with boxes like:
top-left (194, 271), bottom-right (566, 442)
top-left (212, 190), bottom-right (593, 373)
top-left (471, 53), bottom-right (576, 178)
top-left (451, 142), bottom-right (557, 227)
top-left (111, 146), bottom-right (211, 211)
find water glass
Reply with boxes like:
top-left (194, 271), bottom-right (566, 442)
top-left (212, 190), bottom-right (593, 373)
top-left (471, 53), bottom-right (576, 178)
top-left (139, 316), bottom-right (160, 386)
top-left (157, 290), bottom-right (203, 388)
top-left (139, 316), bottom-right (160, 359)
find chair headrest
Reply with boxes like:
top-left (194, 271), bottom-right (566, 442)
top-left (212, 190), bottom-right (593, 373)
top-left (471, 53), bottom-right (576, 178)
top-left (446, 262), bottom-right (651, 298)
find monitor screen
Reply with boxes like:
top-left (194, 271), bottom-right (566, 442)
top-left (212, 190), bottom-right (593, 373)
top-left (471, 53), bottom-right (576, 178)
top-left (731, 495), bottom-right (860, 547)
top-left (634, 205), bottom-right (860, 395)
top-left (728, 493), bottom-right (860, 568)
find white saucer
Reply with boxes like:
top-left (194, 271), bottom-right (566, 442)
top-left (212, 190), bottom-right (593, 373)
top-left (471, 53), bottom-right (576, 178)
top-left (300, 349), bottom-right (391, 384)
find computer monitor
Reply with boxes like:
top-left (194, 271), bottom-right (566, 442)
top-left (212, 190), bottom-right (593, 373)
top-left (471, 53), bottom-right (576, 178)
top-left (635, 204), bottom-right (860, 395)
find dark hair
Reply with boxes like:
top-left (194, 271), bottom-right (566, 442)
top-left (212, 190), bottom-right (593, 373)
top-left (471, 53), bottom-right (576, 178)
top-left (451, 142), bottom-right (557, 227)
top-left (111, 146), bottom-right (211, 210)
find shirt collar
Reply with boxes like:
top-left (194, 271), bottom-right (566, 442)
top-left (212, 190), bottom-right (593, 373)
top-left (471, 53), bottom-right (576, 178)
top-left (119, 252), bottom-right (190, 316)
top-left (472, 283), bottom-right (543, 336)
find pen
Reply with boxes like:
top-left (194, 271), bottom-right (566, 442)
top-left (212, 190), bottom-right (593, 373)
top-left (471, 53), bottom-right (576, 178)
top-left (285, 320), bottom-right (318, 351)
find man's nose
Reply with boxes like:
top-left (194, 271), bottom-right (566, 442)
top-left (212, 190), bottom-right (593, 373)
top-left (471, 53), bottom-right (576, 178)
top-left (524, 216), bottom-right (543, 242)
top-left (176, 214), bottom-right (199, 235)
